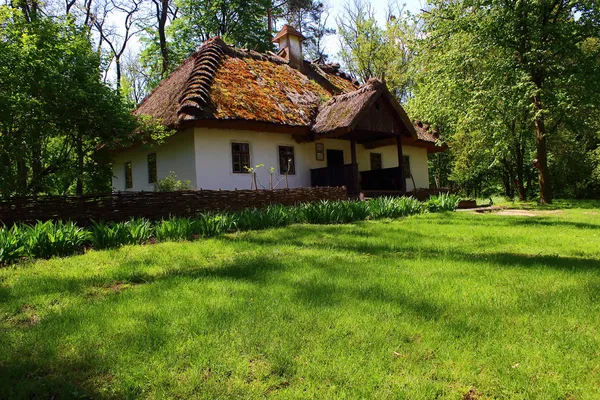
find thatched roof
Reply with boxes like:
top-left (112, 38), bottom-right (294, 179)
top-left (134, 37), bottom-right (440, 149)
top-left (413, 120), bottom-right (441, 143)
top-left (135, 37), bottom-right (357, 128)
top-left (312, 78), bottom-right (416, 138)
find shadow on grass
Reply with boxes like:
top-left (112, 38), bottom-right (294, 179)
top-left (2, 213), bottom-right (600, 397)
top-left (504, 199), bottom-right (600, 210)
top-left (422, 211), bottom-right (600, 230)
top-left (234, 222), bottom-right (600, 273)
top-left (0, 341), bottom-right (117, 399)
top-left (0, 245), bottom-right (473, 398)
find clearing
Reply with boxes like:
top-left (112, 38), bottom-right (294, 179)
top-left (1, 206), bottom-right (599, 399)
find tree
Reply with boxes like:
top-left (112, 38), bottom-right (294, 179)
top-left (295, 1), bottom-right (335, 62)
top-left (170, 0), bottom-right (272, 53)
top-left (336, 0), bottom-right (417, 100)
top-left (91, 0), bottom-right (144, 95)
top-left (411, 0), bottom-right (600, 203)
top-left (0, 5), bottom-right (137, 196)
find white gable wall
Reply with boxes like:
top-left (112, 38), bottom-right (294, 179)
top-left (111, 128), bottom-right (430, 192)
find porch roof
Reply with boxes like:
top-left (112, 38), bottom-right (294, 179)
top-left (311, 78), bottom-right (417, 139)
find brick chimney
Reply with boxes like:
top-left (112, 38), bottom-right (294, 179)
top-left (272, 25), bottom-right (305, 70)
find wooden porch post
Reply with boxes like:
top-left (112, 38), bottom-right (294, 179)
top-left (350, 137), bottom-right (359, 194)
top-left (396, 135), bottom-right (407, 192)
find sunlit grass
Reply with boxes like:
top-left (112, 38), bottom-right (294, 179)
top-left (1, 207), bottom-right (599, 398)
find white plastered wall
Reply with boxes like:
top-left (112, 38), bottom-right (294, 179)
top-left (111, 127), bottom-right (430, 192)
top-left (192, 128), bottom-right (429, 191)
top-left (192, 128), bottom-right (345, 190)
top-left (356, 144), bottom-right (430, 191)
top-left (111, 129), bottom-right (197, 192)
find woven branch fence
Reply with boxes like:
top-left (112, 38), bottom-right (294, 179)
top-left (0, 187), bottom-right (347, 226)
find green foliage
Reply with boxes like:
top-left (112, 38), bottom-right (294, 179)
top-left (297, 200), bottom-right (367, 224)
top-left (235, 206), bottom-right (290, 231)
top-left (193, 213), bottom-right (238, 237)
top-left (2, 207), bottom-right (600, 398)
top-left (126, 219), bottom-right (153, 245)
top-left (423, 193), bottom-right (461, 213)
top-left (5, 221), bottom-right (90, 260)
top-left (337, 1), bottom-right (416, 99)
top-left (0, 196), bottom-right (462, 264)
top-left (154, 217), bottom-right (194, 241)
top-left (408, 0), bottom-right (600, 201)
top-left (0, 7), bottom-right (138, 197)
top-left (90, 221), bottom-right (133, 250)
top-left (0, 225), bottom-right (27, 265)
top-left (154, 172), bottom-right (191, 192)
top-left (368, 196), bottom-right (425, 219)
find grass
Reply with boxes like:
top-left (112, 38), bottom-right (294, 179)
top-left (2, 196), bottom-right (459, 265)
top-left (1, 206), bottom-right (600, 398)
top-left (476, 196), bottom-right (600, 210)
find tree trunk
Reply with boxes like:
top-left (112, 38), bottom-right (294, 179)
top-left (76, 134), bottom-right (84, 196)
top-left (533, 95), bottom-right (552, 203)
top-left (267, 7), bottom-right (273, 33)
top-left (515, 142), bottom-right (526, 201)
top-left (158, 0), bottom-right (169, 76)
top-left (115, 57), bottom-right (121, 95)
top-left (16, 157), bottom-right (28, 195)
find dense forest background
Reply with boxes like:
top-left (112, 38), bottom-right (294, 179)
top-left (1, 0), bottom-right (599, 202)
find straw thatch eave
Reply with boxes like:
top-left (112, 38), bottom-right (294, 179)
top-left (311, 78), bottom-right (417, 139)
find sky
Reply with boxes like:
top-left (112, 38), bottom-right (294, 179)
top-left (322, 0), bottom-right (425, 61)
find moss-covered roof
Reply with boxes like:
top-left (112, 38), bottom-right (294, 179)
top-left (135, 37), bottom-right (357, 128)
top-left (134, 37), bottom-right (440, 148)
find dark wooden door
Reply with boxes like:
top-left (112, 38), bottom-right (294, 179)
top-left (327, 149), bottom-right (344, 167)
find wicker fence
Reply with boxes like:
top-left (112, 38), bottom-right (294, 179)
top-left (0, 187), bottom-right (348, 226)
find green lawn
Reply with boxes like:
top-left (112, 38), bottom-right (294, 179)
top-left (1, 207), bottom-right (600, 399)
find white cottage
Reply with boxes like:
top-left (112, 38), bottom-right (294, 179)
top-left (112, 25), bottom-right (446, 195)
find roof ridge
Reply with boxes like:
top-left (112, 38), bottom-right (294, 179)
top-left (325, 79), bottom-right (382, 103)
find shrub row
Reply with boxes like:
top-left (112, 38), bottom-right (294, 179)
top-left (0, 194), bottom-right (460, 265)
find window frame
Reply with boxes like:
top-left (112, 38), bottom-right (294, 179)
top-left (278, 145), bottom-right (296, 175)
top-left (147, 153), bottom-right (157, 184)
top-left (124, 161), bottom-right (133, 189)
top-left (231, 142), bottom-right (251, 174)
top-left (370, 152), bottom-right (382, 170)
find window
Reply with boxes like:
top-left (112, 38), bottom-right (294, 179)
top-left (403, 156), bottom-right (411, 178)
top-left (231, 142), bottom-right (250, 173)
top-left (370, 153), bottom-right (382, 170)
top-left (278, 146), bottom-right (295, 175)
top-left (147, 153), bottom-right (157, 184)
top-left (124, 161), bottom-right (133, 189)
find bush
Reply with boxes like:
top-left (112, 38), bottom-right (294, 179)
top-left (90, 221), bottom-right (131, 249)
top-left (154, 172), bottom-right (191, 192)
top-left (424, 193), bottom-right (461, 212)
top-left (235, 205), bottom-right (293, 231)
top-left (0, 225), bottom-right (28, 265)
top-left (368, 196), bottom-right (425, 219)
top-left (126, 219), bottom-right (153, 244)
top-left (24, 221), bottom-right (89, 259)
top-left (194, 213), bottom-right (237, 237)
top-left (0, 194), bottom-right (460, 265)
top-left (154, 217), bottom-right (193, 241)
top-left (298, 200), bottom-right (370, 225)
